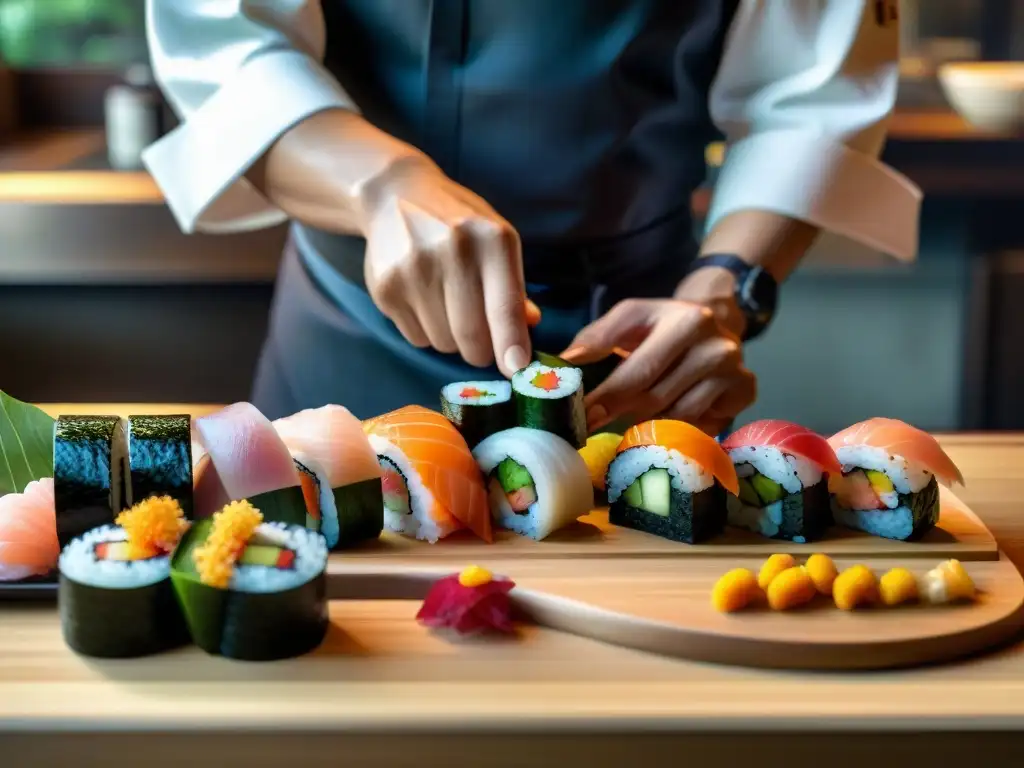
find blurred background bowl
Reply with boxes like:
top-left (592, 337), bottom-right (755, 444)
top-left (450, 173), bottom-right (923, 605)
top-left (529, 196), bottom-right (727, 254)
top-left (938, 62), bottom-right (1024, 133)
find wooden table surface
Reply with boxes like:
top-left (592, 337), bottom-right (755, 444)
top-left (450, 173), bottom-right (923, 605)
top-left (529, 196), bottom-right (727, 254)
top-left (4, 405), bottom-right (1024, 767)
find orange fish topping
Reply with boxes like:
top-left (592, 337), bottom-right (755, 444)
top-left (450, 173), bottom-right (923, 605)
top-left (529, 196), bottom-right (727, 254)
top-left (531, 370), bottom-right (560, 391)
top-left (460, 386), bottom-right (491, 399)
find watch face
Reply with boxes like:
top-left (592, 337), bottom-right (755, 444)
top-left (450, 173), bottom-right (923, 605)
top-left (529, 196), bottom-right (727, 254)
top-left (738, 267), bottom-right (777, 338)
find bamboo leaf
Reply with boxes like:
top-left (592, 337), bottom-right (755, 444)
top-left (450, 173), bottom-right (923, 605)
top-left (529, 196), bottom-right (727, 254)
top-left (0, 391), bottom-right (55, 496)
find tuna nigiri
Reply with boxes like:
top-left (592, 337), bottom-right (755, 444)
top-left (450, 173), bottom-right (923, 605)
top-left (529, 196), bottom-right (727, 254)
top-left (363, 405), bottom-right (491, 543)
top-left (827, 417), bottom-right (962, 541)
top-left (604, 419), bottom-right (737, 544)
top-left (720, 420), bottom-right (841, 543)
top-left (0, 477), bottom-right (59, 581)
top-left (273, 405), bottom-right (384, 550)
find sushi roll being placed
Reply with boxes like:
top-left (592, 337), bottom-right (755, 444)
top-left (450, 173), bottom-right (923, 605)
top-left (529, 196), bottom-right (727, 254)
top-left (472, 427), bottom-right (594, 541)
top-left (606, 420), bottom-right (738, 544)
top-left (58, 496), bottom-right (190, 658)
top-left (827, 418), bottom-right (964, 541)
top-left (363, 406), bottom-right (491, 543)
top-left (170, 499), bottom-right (328, 661)
top-left (533, 349), bottom-right (628, 395)
top-left (511, 361), bottom-right (587, 449)
top-left (273, 405), bottom-right (384, 550)
top-left (128, 414), bottom-right (194, 518)
top-left (53, 415), bottom-right (130, 549)
top-left (721, 420), bottom-right (842, 543)
top-left (440, 380), bottom-right (516, 449)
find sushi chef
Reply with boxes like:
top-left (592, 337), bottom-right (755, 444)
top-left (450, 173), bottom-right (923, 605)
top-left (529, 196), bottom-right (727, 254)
top-left (142, 0), bottom-right (918, 434)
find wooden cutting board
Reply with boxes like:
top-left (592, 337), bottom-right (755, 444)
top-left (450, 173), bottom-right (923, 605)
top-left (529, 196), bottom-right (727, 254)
top-left (341, 486), bottom-right (997, 563)
top-left (326, 553), bottom-right (1024, 671)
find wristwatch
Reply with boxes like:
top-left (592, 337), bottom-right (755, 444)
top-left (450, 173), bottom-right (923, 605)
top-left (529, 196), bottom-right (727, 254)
top-left (685, 253), bottom-right (778, 341)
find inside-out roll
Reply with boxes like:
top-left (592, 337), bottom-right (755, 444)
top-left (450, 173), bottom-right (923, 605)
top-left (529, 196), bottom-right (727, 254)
top-left (472, 427), bottom-right (594, 540)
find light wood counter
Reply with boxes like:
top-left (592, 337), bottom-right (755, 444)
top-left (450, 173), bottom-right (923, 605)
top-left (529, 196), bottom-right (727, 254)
top-left (3, 405), bottom-right (1024, 766)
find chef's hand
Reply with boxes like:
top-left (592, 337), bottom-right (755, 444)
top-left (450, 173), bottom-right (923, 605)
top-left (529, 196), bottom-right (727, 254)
top-left (361, 155), bottom-right (539, 377)
top-left (561, 271), bottom-right (756, 436)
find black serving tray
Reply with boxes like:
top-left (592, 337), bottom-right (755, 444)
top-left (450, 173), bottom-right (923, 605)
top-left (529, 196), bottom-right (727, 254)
top-left (0, 574), bottom-right (57, 601)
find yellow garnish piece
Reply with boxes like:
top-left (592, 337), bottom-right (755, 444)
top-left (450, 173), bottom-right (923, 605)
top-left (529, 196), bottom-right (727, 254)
top-left (879, 567), bottom-right (919, 606)
top-left (758, 553), bottom-right (796, 590)
top-left (115, 495), bottom-right (188, 560)
top-left (833, 565), bottom-right (879, 611)
top-left (923, 559), bottom-right (976, 604)
top-left (804, 554), bottom-right (839, 596)
top-left (193, 500), bottom-right (263, 589)
top-left (578, 433), bottom-right (623, 491)
top-left (711, 568), bottom-right (763, 613)
top-left (458, 565), bottom-right (493, 588)
top-left (766, 566), bottom-right (817, 611)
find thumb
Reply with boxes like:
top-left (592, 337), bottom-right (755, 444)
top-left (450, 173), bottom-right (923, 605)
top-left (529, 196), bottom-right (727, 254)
top-left (560, 300), bottom-right (654, 364)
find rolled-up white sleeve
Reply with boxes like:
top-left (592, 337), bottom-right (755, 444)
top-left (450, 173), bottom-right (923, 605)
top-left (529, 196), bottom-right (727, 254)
top-left (142, 1), bottom-right (357, 234)
top-left (706, 1), bottom-right (922, 262)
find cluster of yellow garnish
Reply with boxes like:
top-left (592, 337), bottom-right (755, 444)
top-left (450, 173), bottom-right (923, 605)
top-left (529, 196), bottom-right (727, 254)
top-left (115, 495), bottom-right (189, 560)
top-left (711, 554), bottom-right (976, 613)
top-left (193, 500), bottom-right (263, 589)
top-left (458, 564), bottom-right (493, 588)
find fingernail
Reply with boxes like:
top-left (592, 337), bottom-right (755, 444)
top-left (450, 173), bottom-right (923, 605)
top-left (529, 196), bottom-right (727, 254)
top-left (587, 404), bottom-right (608, 429)
top-left (561, 346), bottom-right (587, 362)
top-left (504, 345), bottom-right (530, 372)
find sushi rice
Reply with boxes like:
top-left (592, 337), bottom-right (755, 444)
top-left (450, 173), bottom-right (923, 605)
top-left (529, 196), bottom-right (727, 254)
top-left (606, 445), bottom-right (713, 501)
top-left (231, 522), bottom-right (327, 594)
top-left (368, 433), bottom-right (446, 543)
top-left (291, 451), bottom-right (340, 547)
top-left (441, 380), bottom-right (512, 407)
top-left (511, 363), bottom-right (582, 400)
top-left (59, 524), bottom-right (168, 590)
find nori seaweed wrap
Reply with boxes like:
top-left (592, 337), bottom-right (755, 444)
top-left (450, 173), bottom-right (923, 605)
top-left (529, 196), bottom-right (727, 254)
top-left (128, 414), bottom-right (194, 518)
top-left (511, 361), bottom-right (587, 449)
top-left (440, 380), bottom-right (516, 449)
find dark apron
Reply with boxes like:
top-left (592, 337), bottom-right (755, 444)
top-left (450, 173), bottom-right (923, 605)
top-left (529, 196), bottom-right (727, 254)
top-left (250, 0), bottom-right (738, 419)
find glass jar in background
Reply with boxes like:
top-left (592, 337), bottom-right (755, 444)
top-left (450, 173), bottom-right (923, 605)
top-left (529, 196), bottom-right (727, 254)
top-left (104, 63), bottom-right (162, 171)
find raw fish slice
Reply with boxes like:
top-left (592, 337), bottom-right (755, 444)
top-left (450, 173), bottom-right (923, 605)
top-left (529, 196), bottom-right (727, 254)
top-left (828, 417), bottom-right (964, 486)
top-left (618, 419), bottom-right (739, 496)
top-left (273, 405), bottom-right (381, 486)
top-left (364, 405), bottom-right (491, 542)
top-left (0, 478), bottom-right (59, 580)
top-left (193, 402), bottom-right (301, 504)
top-left (722, 419), bottom-right (842, 475)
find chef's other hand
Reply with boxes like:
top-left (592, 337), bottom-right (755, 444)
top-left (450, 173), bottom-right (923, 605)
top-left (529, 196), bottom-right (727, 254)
top-left (561, 299), bottom-right (757, 436)
top-left (361, 155), bottom-right (538, 377)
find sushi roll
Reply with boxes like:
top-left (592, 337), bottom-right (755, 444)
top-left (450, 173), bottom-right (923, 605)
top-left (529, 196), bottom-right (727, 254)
top-left (605, 420), bottom-right (738, 544)
top-left (273, 405), bottom-right (385, 550)
top-left (472, 427), bottom-right (594, 540)
top-left (53, 415), bottom-right (130, 549)
top-left (511, 361), bottom-right (587, 449)
top-left (827, 418), bottom-right (964, 541)
top-left (440, 380), bottom-right (516, 448)
top-left (128, 414), bottom-right (194, 518)
top-left (363, 406), bottom-right (491, 543)
top-left (533, 349), bottom-right (627, 394)
top-left (170, 499), bottom-right (328, 661)
top-left (721, 420), bottom-right (842, 543)
top-left (58, 496), bottom-right (190, 658)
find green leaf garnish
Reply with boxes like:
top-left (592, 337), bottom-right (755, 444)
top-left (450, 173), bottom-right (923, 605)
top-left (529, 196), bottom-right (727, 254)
top-left (0, 390), bottom-right (55, 496)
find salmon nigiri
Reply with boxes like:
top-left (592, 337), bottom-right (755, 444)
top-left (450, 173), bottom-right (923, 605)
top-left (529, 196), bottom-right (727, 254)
top-left (363, 405), bottom-right (491, 543)
top-left (719, 420), bottom-right (840, 543)
top-left (0, 478), bottom-right (59, 581)
top-left (827, 417), bottom-right (961, 541)
top-left (605, 419), bottom-right (737, 544)
top-left (273, 405), bottom-right (384, 550)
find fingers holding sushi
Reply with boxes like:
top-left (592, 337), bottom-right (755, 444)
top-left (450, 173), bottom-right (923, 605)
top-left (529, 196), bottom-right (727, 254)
top-left (473, 428), bottom-right (594, 541)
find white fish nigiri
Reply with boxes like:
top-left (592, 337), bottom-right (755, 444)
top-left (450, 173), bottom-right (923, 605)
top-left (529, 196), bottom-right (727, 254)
top-left (472, 427), bottom-right (594, 541)
top-left (0, 477), bottom-right (59, 581)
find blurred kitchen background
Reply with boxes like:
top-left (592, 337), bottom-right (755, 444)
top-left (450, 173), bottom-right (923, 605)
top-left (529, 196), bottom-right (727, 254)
top-left (0, 0), bottom-right (1022, 434)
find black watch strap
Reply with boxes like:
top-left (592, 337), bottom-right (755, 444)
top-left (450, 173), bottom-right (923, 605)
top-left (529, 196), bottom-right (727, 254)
top-left (686, 254), bottom-right (778, 341)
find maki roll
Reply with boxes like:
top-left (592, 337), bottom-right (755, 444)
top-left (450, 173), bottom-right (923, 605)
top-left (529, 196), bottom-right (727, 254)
top-left (511, 361), bottom-right (586, 449)
top-left (721, 420), bottom-right (842, 543)
top-left (533, 349), bottom-right (627, 394)
top-left (363, 406), bottom-right (491, 543)
top-left (472, 427), bottom-right (594, 540)
top-left (440, 380), bottom-right (516, 448)
top-left (170, 500), bottom-right (328, 661)
top-left (605, 420), bottom-right (738, 544)
top-left (128, 414), bottom-right (194, 518)
top-left (273, 405), bottom-right (384, 550)
top-left (53, 415), bottom-right (130, 549)
top-left (58, 496), bottom-right (190, 658)
top-left (827, 418), bottom-right (964, 541)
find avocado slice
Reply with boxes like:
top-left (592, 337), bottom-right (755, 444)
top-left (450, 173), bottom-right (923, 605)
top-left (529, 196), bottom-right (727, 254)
top-left (496, 458), bottom-right (533, 493)
top-left (750, 473), bottom-right (785, 505)
top-left (638, 468), bottom-right (671, 517)
top-left (239, 545), bottom-right (281, 567)
top-left (865, 469), bottom-right (895, 494)
top-left (737, 476), bottom-right (762, 507)
top-left (622, 478), bottom-right (644, 509)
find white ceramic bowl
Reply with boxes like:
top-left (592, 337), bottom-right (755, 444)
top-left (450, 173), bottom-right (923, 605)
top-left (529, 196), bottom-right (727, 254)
top-left (938, 62), bottom-right (1024, 132)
